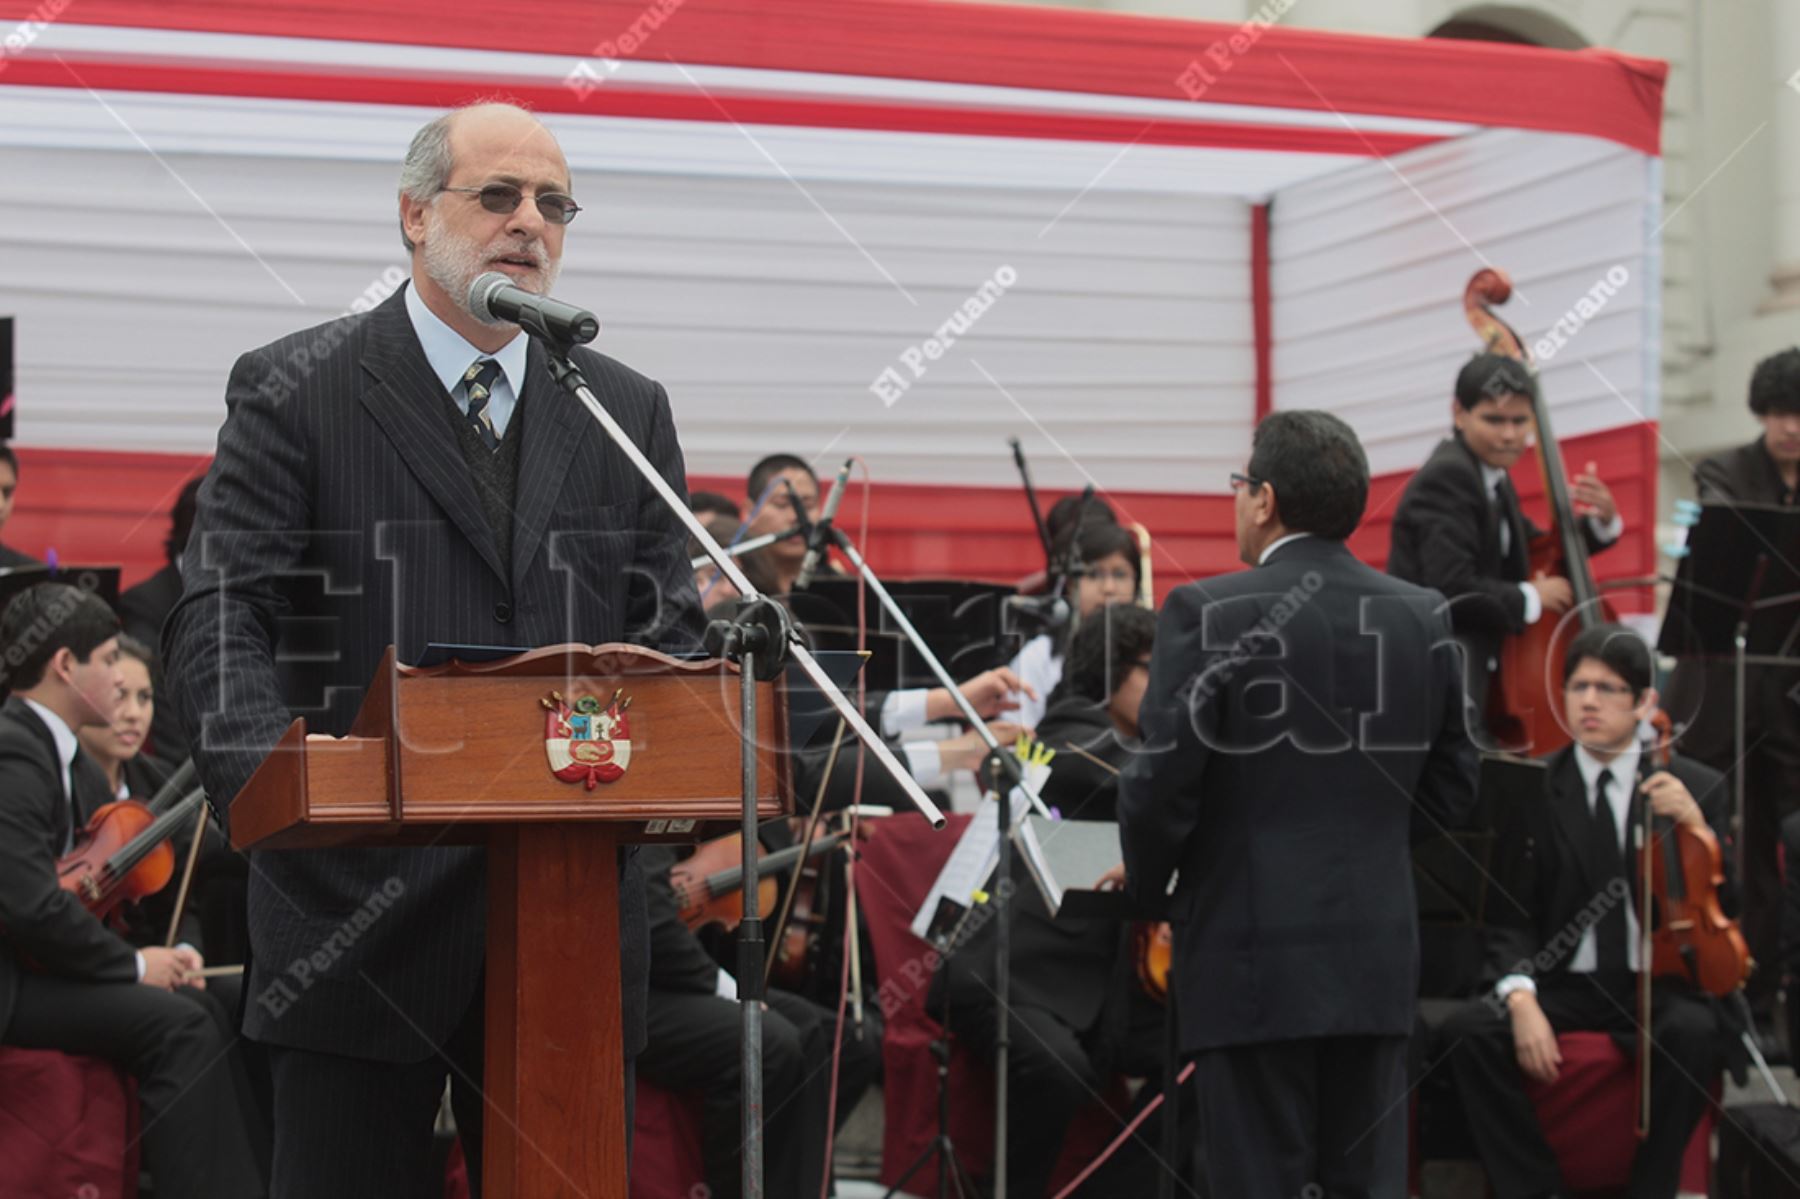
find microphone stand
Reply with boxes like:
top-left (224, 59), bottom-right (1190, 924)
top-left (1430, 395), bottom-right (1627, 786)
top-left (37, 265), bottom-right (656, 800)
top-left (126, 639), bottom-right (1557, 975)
top-left (689, 523), bottom-right (807, 570)
top-left (816, 518), bottom-right (1051, 1199)
top-left (534, 338), bottom-right (945, 1199)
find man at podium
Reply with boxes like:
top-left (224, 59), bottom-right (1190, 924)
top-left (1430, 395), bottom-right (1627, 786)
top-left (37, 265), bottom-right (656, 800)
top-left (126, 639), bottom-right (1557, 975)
top-left (163, 102), bottom-right (703, 1196)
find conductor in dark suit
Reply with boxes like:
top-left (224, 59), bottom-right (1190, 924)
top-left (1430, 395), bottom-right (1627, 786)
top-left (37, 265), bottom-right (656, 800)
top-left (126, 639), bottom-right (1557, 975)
top-left (1387, 353), bottom-right (1621, 729)
top-left (162, 102), bottom-right (704, 1196)
top-left (1439, 624), bottom-right (1733, 1199)
top-left (1662, 346), bottom-right (1800, 1019)
top-left (1118, 410), bottom-right (1477, 1198)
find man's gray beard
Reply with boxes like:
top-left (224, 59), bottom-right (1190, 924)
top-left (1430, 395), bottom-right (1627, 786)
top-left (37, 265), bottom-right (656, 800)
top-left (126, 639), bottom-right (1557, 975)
top-left (422, 218), bottom-right (561, 326)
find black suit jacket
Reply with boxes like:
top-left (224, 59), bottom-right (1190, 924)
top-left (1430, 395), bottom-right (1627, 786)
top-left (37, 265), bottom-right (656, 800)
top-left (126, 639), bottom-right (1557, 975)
top-left (1484, 746), bottom-right (1733, 988)
top-left (642, 845), bottom-right (725, 996)
top-left (1387, 435), bottom-right (1615, 705)
top-left (0, 543), bottom-right (40, 569)
top-left (117, 562), bottom-right (184, 647)
top-left (1661, 436), bottom-right (1800, 764)
top-left (162, 286), bottom-right (703, 1062)
top-left (1119, 537), bottom-right (1476, 1052)
top-left (0, 699), bottom-right (140, 1037)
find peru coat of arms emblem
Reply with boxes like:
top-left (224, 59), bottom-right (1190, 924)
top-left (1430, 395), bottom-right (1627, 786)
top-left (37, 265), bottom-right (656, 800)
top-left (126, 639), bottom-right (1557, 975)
top-left (541, 688), bottom-right (633, 789)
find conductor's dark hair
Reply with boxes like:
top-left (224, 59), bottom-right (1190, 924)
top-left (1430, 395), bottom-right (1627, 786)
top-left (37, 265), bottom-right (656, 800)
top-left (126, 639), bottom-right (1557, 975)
top-left (165, 477), bottom-right (203, 564)
top-left (1455, 352), bottom-right (1536, 410)
top-left (0, 583), bottom-right (120, 691)
top-left (1061, 602), bottom-right (1156, 705)
top-left (689, 491), bottom-right (741, 521)
top-left (1245, 410), bottom-right (1369, 541)
top-left (746, 454), bottom-right (816, 504)
top-left (1562, 624), bottom-right (1652, 699)
top-left (1749, 348), bottom-right (1800, 417)
top-left (0, 444), bottom-right (16, 475)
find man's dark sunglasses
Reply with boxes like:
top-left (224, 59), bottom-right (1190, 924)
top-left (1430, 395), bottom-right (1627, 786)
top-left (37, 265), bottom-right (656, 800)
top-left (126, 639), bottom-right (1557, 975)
top-left (440, 183), bottom-right (582, 226)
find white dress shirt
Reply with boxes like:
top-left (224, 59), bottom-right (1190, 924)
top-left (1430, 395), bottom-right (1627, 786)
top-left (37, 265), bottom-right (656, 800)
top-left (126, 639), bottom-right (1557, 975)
top-left (1494, 742), bottom-right (1643, 1002)
top-left (1258, 531), bottom-right (1314, 565)
top-left (1477, 462), bottom-right (1624, 627)
top-left (403, 279), bottom-right (528, 439)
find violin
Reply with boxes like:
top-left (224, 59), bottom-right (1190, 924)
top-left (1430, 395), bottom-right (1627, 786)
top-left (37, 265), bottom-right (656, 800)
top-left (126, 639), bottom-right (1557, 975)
top-left (58, 788), bottom-right (207, 924)
top-left (1461, 269), bottom-right (1619, 753)
top-left (1632, 710), bottom-right (1752, 1137)
top-left (768, 843), bottom-right (832, 992)
top-left (1135, 921), bottom-right (1172, 1002)
top-left (1636, 711), bottom-right (1751, 998)
top-left (670, 831), bottom-right (849, 936)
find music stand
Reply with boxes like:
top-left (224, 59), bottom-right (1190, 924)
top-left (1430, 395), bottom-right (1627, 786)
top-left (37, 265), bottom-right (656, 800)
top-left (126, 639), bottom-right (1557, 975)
top-left (1656, 501), bottom-right (1800, 884)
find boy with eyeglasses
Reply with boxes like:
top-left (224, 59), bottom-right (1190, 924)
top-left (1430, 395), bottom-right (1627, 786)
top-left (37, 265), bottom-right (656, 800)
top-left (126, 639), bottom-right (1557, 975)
top-left (1437, 623), bottom-right (1734, 1199)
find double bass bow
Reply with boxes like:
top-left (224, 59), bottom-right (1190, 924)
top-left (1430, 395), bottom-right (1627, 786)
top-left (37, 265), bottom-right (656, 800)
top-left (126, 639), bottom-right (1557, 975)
top-left (1461, 268), bottom-right (1619, 752)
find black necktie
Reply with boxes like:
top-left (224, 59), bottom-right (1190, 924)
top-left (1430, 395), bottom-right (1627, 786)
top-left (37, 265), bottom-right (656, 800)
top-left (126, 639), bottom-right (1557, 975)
top-left (462, 359), bottom-right (503, 451)
top-left (1589, 768), bottom-right (1630, 973)
top-left (1491, 476), bottom-right (1519, 566)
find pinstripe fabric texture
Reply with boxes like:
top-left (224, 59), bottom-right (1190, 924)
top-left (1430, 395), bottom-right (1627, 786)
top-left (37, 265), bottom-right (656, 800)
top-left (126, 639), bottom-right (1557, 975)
top-left (162, 287), bottom-right (704, 1063)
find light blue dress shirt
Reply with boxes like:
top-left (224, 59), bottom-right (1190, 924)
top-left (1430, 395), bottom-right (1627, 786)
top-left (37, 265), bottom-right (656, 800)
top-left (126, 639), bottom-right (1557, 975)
top-left (402, 280), bottom-right (528, 439)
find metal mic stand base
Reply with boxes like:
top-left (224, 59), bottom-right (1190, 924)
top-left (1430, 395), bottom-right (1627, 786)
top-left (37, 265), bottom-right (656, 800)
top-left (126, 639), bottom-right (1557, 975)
top-left (882, 1027), bottom-right (979, 1199)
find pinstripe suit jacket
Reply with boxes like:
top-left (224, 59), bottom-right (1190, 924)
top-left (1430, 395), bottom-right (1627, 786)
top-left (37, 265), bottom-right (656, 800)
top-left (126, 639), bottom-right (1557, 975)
top-left (162, 287), bottom-right (703, 1062)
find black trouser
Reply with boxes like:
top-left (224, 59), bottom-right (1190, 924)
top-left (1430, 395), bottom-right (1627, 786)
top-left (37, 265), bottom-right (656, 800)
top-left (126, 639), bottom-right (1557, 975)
top-left (1439, 975), bottom-right (1722, 1199)
top-left (950, 998), bottom-right (1103, 1199)
top-left (265, 985), bottom-right (614, 1199)
top-left (3, 973), bottom-right (266, 1198)
top-left (1191, 1033), bottom-right (1409, 1199)
top-left (635, 986), bottom-right (878, 1199)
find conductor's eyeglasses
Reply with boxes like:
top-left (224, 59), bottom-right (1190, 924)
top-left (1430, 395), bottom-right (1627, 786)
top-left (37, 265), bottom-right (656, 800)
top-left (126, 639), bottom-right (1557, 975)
top-left (440, 183), bottom-right (582, 225)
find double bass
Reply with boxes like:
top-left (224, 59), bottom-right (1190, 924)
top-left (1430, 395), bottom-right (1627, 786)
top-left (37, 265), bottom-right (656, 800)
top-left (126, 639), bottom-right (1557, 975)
top-left (1461, 269), bottom-right (1618, 752)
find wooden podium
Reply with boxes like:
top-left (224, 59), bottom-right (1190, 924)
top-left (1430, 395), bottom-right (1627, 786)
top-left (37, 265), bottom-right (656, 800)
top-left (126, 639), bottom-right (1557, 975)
top-left (230, 643), bottom-right (790, 1197)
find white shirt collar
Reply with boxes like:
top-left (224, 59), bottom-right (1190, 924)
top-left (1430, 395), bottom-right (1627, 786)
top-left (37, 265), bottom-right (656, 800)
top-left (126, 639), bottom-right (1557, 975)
top-left (22, 696), bottom-right (80, 774)
top-left (1479, 462), bottom-right (1508, 496)
top-left (1573, 741), bottom-right (1640, 806)
top-left (402, 279), bottom-right (528, 403)
top-left (1258, 531), bottom-right (1313, 566)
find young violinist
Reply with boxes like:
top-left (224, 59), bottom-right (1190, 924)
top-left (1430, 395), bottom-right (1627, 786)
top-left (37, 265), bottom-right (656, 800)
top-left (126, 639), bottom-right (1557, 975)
top-left (1387, 353), bottom-right (1622, 727)
top-left (1440, 624), bottom-right (1734, 1199)
top-left (0, 583), bottom-right (264, 1198)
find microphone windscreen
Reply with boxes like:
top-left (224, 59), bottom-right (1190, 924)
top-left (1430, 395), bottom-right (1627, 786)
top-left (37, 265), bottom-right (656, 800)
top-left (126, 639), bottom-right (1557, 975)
top-left (467, 272), bottom-right (512, 323)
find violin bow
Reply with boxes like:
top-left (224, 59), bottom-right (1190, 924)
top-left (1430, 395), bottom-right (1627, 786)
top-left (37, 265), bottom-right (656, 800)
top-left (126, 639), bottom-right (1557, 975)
top-left (163, 799), bottom-right (209, 949)
top-left (763, 717), bottom-right (847, 986)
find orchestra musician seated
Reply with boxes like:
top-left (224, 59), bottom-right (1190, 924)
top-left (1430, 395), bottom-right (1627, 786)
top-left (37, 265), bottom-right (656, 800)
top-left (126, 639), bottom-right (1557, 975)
top-left (1438, 624), bottom-right (1735, 1199)
top-left (0, 444), bottom-right (39, 569)
top-left (929, 602), bottom-right (1172, 1199)
top-left (635, 841), bottom-right (880, 1199)
top-left (1006, 518), bottom-right (1142, 730)
top-left (0, 583), bottom-right (264, 1198)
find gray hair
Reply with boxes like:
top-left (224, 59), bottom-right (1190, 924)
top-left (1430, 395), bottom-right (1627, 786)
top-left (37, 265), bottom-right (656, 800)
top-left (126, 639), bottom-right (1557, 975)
top-left (398, 114), bottom-right (456, 252)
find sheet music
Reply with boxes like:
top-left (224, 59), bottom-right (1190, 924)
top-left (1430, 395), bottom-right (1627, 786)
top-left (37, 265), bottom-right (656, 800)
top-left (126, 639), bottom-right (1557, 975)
top-left (908, 772), bottom-right (1044, 943)
top-left (1016, 817), bottom-right (1123, 917)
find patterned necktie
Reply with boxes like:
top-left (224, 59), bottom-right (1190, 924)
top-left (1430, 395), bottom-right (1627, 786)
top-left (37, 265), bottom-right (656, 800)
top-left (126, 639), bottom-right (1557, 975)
top-left (462, 359), bottom-right (503, 451)
top-left (1589, 768), bottom-right (1630, 973)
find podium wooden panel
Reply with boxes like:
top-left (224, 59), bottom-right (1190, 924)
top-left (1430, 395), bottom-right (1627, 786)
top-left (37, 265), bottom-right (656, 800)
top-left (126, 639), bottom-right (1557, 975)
top-left (230, 643), bottom-right (789, 1198)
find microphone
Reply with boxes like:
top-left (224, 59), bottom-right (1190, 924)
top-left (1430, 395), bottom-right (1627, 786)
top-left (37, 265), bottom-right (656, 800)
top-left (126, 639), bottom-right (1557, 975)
top-left (1004, 592), bottom-right (1071, 634)
top-left (795, 458), bottom-right (853, 591)
top-left (467, 272), bottom-right (599, 345)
